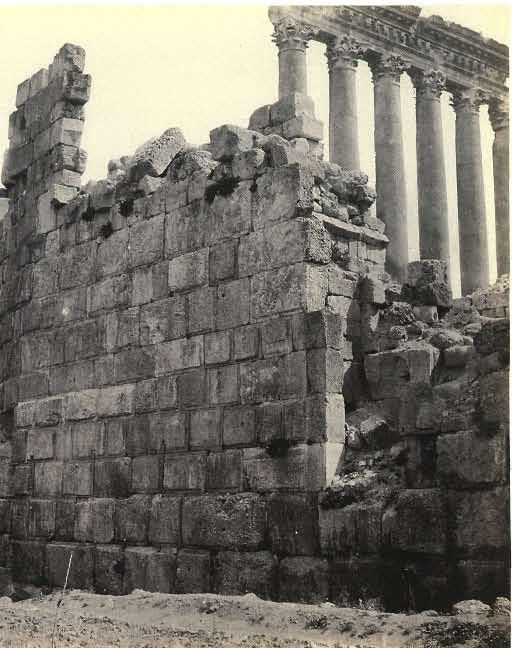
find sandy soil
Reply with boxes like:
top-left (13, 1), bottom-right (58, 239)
top-left (0, 589), bottom-right (509, 648)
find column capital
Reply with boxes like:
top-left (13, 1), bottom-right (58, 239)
top-left (326, 36), bottom-right (364, 71)
top-left (488, 96), bottom-right (509, 132)
top-left (411, 69), bottom-right (446, 100)
top-left (271, 16), bottom-right (315, 52)
top-left (451, 87), bottom-right (485, 114)
top-left (369, 54), bottom-right (409, 83)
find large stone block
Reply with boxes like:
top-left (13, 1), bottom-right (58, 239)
top-left (176, 549), bottom-right (211, 593)
top-left (34, 461), bottom-right (63, 497)
top-left (223, 405), bottom-right (256, 446)
top-left (364, 342), bottom-right (440, 400)
top-left (128, 215), bottom-right (165, 268)
top-left (149, 495), bottom-right (181, 544)
top-left (238, 218), bottom-right (330, 278)
top-left (278, 556), bottom-right (329, 603)
top-left (155, 336), bottom-right (203, 375)
top-left (88, 274), bottom-right (130, 313)
top-left (216, 278), bottom-right (250, 330)
top-left (163, 452), bottom-right (206, 491)
top-left (96, 229), bottom-right (128, 278)
top-left (182, 493), bottom-right (266, 549)
top-left (189, 408), bottom-right (221, 449)
top-left (250, 263), bottom-right (327, 320)
top-left (382, 489), bottom-right (447, 555)
top-left (187, 286), bottom-right (215, 334)
top-left (94, 544), bottom-right (124, 595)
top-left (437, 429), bottom-right (507, 488)
top-left (479, 369), bottom-right (509, 431)
top-left (124, 546), bottom-right (176, 594)
top-left (114, 347), bottom-right (155, 382)
top-left (10, 540), bottom-right (45, 582)
top-left (140, 296), bottom-right (186, 345)
top-left (206, 450), bottom-right (242, 490)
top-left (209, 124), bottom-right (261, 160)
top-left (28, 498), bottom-right (56, 538)
top-left (214, 551), bottom-right (276, 598)
top-left (96, 384), bottom-right (135, 417)
top-left (63, 460), bottom-right (92, 496)
top-left (268, 493), bottom-right (319, 556)
top-left (75, 498), bottom-right (115, 543)
top-left (26, 427), bottom-right (55, 460)
top-left (46, 543), bottom-right (94, 589)
top-left (132, 455), bottom-right (160, 492)
top-left (252, 166), bottom-right (314, 230)
top-left (115, 495), bottom-right (151, 543)
top-left (208, 365), bottom-right (238, 405)
top-left (449, 487), bottom-right (509, 555)
top-left (205, 330), bottom-right (231, 365)
top-left (319, 503), bottom-right (382, 557)
top-left (242, 443), bottom-right (341, 492)
top-left (168, 248), bottom-right (208, 292)
top-left (94, 457), bottom-right (131, 497)
top-left (129, 128), bottom-right (187, 179)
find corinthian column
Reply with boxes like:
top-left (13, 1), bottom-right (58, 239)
top-left (452, 88), bottom-right (489, 295)
top-left (370, 54), bottom-right (409, 282)
top-left (326, 37), bottom-right (363, 169)
top-left (272, 17), bottom-right (315, 98)
top-left (489, 96), bottom-right (509, 278)
top-left (413, 69), bottom-right (450, 271)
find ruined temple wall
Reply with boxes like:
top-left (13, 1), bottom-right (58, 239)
top-left (0, 45), bottom-right (508, 609)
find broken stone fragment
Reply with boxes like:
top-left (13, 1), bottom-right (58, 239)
top-left (138, 175), bottom-right (163, 196)
top-left (428, 328), bottom-right (465, 350)
top-left (167, 149), bottom-right (217, 183)
top-left (129, 127), bottom-right (187, 181)
top-left (473, 318), bottom-right (509, 357)
top-left (248, 104), bottom-right (271, 131)
top-left (407, 259), bottom-right (448, 287)
top-left (444, 344), bottom-right (475, 368)
top-left (209, 124), bottom-right (263, 161)
top-left (346, 406), bottom-right (394, 450)
top-left (269, 93), bottom-right (316, 126)
top-left (452, 600), bottom-right (491, 616)
top-left (413, 305), bottom-right (438, 325)
top-left (107, 158), bottom-right (127, 182)
top-left (231, 148), bottom-right (266, 180)
top-left (282, 114), bottom-right (324, 142)
top-left (88, 179), bottom-right (116, 211)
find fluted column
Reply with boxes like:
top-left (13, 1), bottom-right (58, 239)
top-left (370, 54), bottom-right (409, 282)
top-left (412, 69), bottom-right (450, 272)
top-left (489, 96), bottom-right (509, 278)
top-left (326, 37), bottom-right (363, 169)
top-left (452, 88), bottom-right (489, 295)
top-left (272, 17), bottom-right (314, 98)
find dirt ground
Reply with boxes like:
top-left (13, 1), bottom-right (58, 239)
top-left (0, 590), bottom-right (509, 648)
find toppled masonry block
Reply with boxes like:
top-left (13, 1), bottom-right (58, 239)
top-left (128, 128), bottom-right (187, 180)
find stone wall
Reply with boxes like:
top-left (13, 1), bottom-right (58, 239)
top-left (0, 45), bottom-right (508, 610)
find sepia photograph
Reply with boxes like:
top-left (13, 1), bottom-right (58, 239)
top-left (0, 1), bottom-right (509, 646)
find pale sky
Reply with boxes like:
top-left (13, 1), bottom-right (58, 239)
top-left (0, 3), bottom-right (509, 295)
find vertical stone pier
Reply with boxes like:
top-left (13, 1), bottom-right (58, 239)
top-left (370, 54), bottom-right (409, 283)
top-left (413, 69), bottom-right (450, 274)
top-left (453, 88), bottom-right (489, 295)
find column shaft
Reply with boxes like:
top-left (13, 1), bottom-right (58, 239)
top-left (372, 56), bottom-right (409, 282)
top-left (272, 17), bottom-right (314, 100)
top-left (279, 47), bottom-right (307, 97)
top-left (327, 39), bottom-right (361, 169)
top-left (415, 71), bottom-right (450, 271)
top-left (454, 91), bottom-right (489, 295)
top-left (489, 99), bottom-right (509, 277)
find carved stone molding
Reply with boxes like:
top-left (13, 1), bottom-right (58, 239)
top-left (488, 96), bottom-right (509, 131)
top-left (451, 87), bottom-right (486, 114)
top-left (271, 16), bottom-right (316, 51)
top-left (369, 54), bottom-right (409, 83)
top-left (411, 69), bottom-right (447, 100)
top-left (326, 36), bottom-right (364, 70)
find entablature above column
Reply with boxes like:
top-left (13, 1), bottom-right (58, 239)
top-left (269, 5), bottom-right (509, 100)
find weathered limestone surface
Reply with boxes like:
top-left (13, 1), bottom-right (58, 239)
top-left (0, 44), bottom-right (508, 611)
